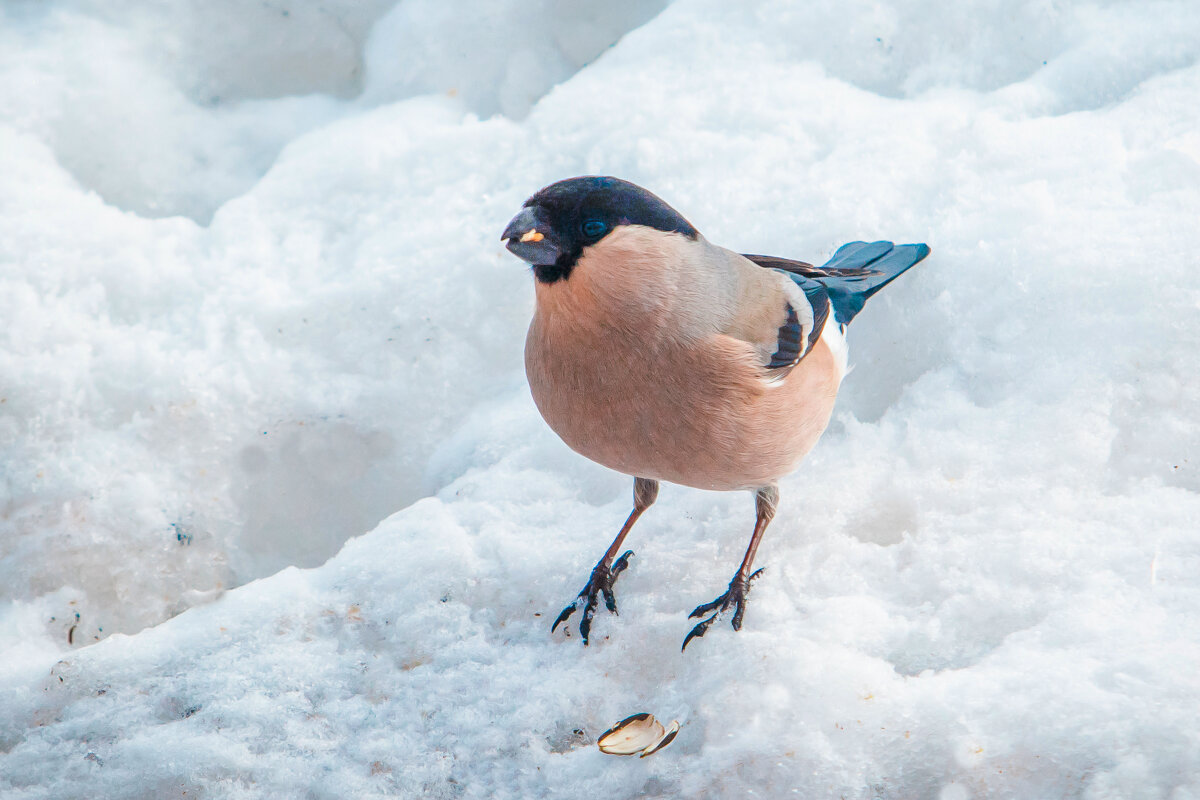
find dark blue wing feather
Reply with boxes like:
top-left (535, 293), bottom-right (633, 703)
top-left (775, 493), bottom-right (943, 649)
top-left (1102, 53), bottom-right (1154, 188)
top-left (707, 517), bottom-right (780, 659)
top-left (766, 271), bottom-right (831, 373)
top-left (767, 304), bottom-right (803, 369)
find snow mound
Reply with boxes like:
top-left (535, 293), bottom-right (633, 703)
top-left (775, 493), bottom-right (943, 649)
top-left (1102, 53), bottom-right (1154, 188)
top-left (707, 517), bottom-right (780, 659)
top-left (0, 0), bottom-right (663, 222)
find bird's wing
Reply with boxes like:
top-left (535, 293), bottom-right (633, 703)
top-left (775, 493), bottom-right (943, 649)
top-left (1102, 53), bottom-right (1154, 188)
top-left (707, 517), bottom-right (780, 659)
top-left (742, 250), bottom-right (897, 281)
top-left (739, 254), bottom-right (820, 276)
top-left (744, 242), bottom-right (930, 325)
top-left (721, 253), bottom-right (832, 380)
top-left (763, 271), bottom-right (831, 378)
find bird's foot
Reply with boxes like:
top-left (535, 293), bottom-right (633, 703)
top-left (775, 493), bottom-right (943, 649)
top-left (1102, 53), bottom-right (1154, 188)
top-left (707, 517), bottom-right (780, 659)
top-left (551, 550), bottom-right (634, 645)
top-left (681, 567), bottom-right (765, 651)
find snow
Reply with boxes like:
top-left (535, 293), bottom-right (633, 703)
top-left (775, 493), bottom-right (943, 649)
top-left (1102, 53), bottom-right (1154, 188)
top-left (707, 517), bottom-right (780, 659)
top-left (2, 0), bottom-right (1199, 797)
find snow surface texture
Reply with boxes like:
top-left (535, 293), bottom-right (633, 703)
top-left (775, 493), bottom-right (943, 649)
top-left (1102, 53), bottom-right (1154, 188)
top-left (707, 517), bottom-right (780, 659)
top-left (2, 0), bottom-right (1199, 797)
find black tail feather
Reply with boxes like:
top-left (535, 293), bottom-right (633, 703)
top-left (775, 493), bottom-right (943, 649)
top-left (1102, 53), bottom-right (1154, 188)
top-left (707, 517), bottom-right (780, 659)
top-left (816, 241), bottom-right (930, 325)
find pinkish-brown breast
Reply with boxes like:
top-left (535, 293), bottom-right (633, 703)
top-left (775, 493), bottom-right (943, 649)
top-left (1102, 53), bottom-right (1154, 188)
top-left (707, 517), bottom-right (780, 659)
top-left (525, 286), bottom-right (841, 491)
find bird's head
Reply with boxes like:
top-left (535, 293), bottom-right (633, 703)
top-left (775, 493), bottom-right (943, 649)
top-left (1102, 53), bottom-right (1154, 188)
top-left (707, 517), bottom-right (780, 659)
top-left (501, 176), bottom-right (699, 284)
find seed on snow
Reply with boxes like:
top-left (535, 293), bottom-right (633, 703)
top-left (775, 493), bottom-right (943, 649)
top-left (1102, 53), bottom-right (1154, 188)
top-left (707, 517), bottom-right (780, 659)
top-left (597, 713), bottom-right (680, 757)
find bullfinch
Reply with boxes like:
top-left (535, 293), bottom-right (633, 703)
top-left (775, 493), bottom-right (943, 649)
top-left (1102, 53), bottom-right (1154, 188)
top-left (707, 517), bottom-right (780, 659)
top-left (501, 176), bottom-right (930, 650)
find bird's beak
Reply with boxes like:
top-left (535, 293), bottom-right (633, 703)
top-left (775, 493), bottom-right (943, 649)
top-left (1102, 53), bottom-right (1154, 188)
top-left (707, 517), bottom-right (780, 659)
top-left (502, 206), bottom-right (562, 266)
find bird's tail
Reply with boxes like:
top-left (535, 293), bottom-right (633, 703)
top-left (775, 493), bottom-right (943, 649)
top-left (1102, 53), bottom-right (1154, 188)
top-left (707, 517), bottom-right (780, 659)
top-left (815, 241), bottom-right (930, 325)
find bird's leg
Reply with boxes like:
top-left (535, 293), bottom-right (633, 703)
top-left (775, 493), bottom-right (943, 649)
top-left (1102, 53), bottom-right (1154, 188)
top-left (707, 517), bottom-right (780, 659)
top-left (552, 478), bottom-right (659, 644)
top-left (682, 484), bottom-right (779, 651)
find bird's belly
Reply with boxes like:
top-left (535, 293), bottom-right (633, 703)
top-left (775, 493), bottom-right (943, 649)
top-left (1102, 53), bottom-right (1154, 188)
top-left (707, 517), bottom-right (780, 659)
top-left (525, 326), bottom-right (839, 491)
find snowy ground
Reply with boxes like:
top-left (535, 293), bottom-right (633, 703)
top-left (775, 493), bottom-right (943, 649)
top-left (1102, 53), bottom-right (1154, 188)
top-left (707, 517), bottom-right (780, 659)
top-left (2, 0), bottom-right (1199, 797)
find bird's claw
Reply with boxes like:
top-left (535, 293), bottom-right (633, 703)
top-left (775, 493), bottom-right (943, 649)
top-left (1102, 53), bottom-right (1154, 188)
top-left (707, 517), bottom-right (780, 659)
top-left (551, 550), bottom-right (634, 645)
top-left (681, 567), bottom-right (765, 651)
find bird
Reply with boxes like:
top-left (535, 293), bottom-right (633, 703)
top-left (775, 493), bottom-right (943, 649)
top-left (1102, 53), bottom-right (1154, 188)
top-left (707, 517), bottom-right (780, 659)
top-left (501, 176), bottom-right (930, 650)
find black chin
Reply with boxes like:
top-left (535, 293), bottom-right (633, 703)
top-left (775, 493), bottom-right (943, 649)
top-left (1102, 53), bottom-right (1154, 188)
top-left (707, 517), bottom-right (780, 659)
top-left (532, 263), bottom-right (572, 283)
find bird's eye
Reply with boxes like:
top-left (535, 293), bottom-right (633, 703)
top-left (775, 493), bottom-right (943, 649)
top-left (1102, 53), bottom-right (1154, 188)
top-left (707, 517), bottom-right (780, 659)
top-left (582, 219), bottom-right (607, 239)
